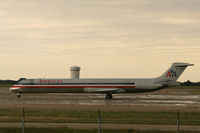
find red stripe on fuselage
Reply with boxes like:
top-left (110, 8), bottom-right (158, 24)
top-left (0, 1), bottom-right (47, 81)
top-left (11, 85), bottom-right (135, 88)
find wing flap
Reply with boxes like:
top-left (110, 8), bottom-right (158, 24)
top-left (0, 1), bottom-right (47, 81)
top-left (83, 87), bottom-right (125, 93)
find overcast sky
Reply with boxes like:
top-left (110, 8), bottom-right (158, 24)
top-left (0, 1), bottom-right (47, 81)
top-left (0, 0), bottom-right (199, 81)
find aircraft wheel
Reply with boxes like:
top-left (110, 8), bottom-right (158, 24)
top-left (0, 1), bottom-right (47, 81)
top-left (106, 94), bottom-right (112, 99)
top-left (17, 93), bottom-right (21, 98)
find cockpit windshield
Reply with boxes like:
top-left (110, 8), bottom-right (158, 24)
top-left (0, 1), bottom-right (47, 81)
top-left (17, 79), bottom-right (33, 85)
top-left (17, 81), bottom-right (24, 85)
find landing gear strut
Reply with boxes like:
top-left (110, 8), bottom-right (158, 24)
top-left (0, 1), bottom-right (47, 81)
top-left (17, 93), bottom-right (21, 98)
top-left (106, 94), bottom-right (112, 99)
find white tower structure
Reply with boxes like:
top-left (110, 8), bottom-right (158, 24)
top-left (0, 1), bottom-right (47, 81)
top-left (70, 66), bottom-right (81, 79)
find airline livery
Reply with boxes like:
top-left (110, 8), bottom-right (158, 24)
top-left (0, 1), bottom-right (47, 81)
top-left (9, 62), bottom-right (193, 99)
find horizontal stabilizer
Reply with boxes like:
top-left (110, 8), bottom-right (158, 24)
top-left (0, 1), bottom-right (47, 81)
top-left (172, 62), bottom-right (194, 67)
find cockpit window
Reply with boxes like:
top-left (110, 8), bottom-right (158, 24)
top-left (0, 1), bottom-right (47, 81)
top-left (17, 81), bottom-right (24, 85)
top-left (17, 79), bottom-right (33, 85)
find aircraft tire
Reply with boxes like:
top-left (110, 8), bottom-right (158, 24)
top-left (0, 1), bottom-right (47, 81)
top-left (17, 93), bottom-right (21, 98)
top-left (106, 94), bottom-right (112, 99)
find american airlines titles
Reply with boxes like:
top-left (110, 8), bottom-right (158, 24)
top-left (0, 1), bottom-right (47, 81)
top-left (39, 80), bottom-right (63, 83)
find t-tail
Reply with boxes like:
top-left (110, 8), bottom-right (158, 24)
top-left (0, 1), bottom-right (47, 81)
top-left (156, 62), bottom-right (194, 87)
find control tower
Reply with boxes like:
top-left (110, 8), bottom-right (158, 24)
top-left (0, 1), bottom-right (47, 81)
top-left (70, 66), bottom-right (81, 79)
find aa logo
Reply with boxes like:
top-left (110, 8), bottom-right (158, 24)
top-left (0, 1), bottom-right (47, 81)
top-left (166, 69), bottom-right (177, 78)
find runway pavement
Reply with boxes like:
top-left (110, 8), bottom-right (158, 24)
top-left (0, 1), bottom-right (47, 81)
top-left (2, 93), bottom-right (200, 107)
top-left (0, 87), bottom-right (200, 130)
top-left (0, 87), bottom-right (200, 107)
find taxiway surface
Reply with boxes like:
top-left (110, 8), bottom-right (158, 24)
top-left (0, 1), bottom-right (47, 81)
top-left (0, 87), bottom-right (200, 111)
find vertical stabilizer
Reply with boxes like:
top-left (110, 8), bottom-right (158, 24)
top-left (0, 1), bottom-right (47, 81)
top-left (157, 62), bottom-right (193, 82)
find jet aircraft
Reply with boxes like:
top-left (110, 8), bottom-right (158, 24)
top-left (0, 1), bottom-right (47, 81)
top-left (9, 62), bottom-right (193, 99)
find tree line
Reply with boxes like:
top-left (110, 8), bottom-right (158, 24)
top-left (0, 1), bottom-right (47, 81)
top-left (0, 78), bottom-right (26, 84)
top-left (181, 80), bottom-right (200, 86)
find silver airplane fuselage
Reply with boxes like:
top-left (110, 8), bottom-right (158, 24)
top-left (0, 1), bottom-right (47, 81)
top-left (9, 62), bottom-right (193, 99)
top-left (10, 78), bottom-right (163, 93)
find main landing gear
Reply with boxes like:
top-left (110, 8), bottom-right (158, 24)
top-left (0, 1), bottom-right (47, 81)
top-left (106, 94), bottom-right (112, 99)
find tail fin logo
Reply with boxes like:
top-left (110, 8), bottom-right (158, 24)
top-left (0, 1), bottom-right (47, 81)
top-left (166, 69), bottom-right (177, 78)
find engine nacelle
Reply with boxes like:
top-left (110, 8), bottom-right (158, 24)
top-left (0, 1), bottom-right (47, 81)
top-left (168, 82), bottom-right (181, 87)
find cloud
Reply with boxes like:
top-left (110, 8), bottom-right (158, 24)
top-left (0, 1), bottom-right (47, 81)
top-left (0, 0), bottom-right (199, 81)
top-left (160, 18), bottom-right (200, 25)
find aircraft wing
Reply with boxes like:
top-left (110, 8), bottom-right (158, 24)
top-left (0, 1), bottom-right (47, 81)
top-left (83, 87), bottom-right (125, 94)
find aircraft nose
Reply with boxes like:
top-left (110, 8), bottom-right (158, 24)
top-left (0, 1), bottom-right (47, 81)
top-left (9, 86), bottom-right (20, 93)
top-left (9, 87), bottom-right (14, 93)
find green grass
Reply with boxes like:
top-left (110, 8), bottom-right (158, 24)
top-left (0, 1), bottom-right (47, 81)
top-left (0, 109), bottom-right (200, 125)
top-left (168, 86), bottom-right (200, 89)
top-left (168, 86), bottom-right (200, 94)
top-left (0, 84), bottom-right (13, 87)
top-left (0, 127), bottom-right (199, 133)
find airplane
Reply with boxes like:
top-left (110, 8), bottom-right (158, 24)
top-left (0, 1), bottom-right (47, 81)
top-left (9, 62), bottom-right (193, 99)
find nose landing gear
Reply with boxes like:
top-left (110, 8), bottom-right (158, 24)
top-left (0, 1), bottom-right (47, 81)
top-left (106, 94), bottom-right (112, 99)
top-left (17, 93), bottom-right (21, 98)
